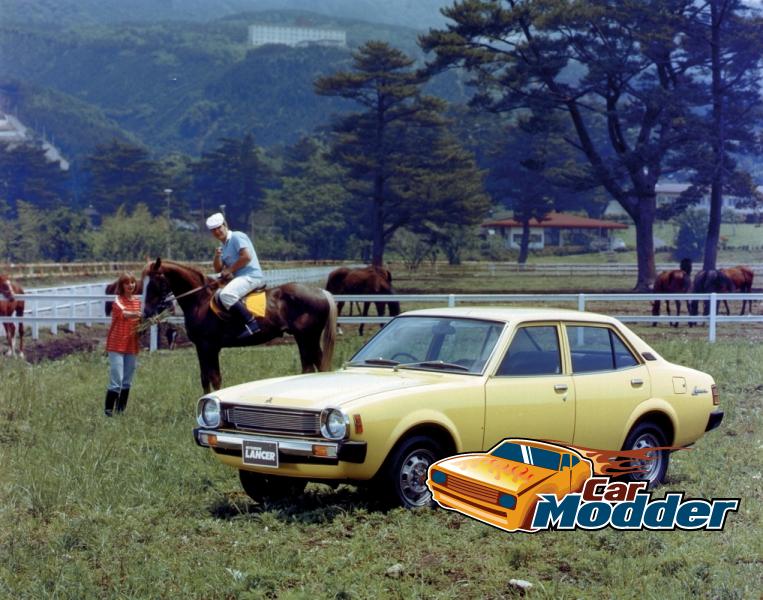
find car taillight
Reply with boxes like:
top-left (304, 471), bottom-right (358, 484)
top-left (711, 384), bottom-right (720, 406)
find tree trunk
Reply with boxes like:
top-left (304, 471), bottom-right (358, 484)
top-left (518, 220), bottom-right (530, 264)
top-left (704, 0), bottom-right (724, 271)
top-left (633, 195), bottom-right (657, 291)
top-left (371, 174), bottom-right (385, 267)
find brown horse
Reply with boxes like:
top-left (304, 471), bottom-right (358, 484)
top-left (689, 269), bottom-right (737, 321)
top-left (652, 258), bottom-right (692, 327)
top-left (105, 278), bottom-right (178, 350)
top-left (142, 259), bottom-right (337, 392)
top-left (0, 274), bottom-right (25, 358)
top-left (720, 266), bottom-right (754, 315)
top-left (325, 265), bottom-right (400, 336)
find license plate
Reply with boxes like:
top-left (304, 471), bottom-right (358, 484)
top-left (242, 440), bottom-right (279, 468)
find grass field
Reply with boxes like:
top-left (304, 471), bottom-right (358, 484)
top-left (1, 328), bottom-right (762, 598)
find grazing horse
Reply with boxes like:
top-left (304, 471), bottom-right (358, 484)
top-left (689, 269), bottom-right (736, 321)
top-left (142, 258), bottom-right (337, 392)
top-left (0, 274), bottom-right (25, 358)
top-left (652, 258), bottom-right (692, 327)
top-left (325, 265), bottom-right (400, 336)
top-left (720, 266), bottom-right (754, 315)
top-left (105, 278), bottom-right (178, 350)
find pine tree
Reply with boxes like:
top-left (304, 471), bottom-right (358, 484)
top-left (422, 0), bottom-right (702, 290)
top-left (315, 41), bottom-right (489, 266)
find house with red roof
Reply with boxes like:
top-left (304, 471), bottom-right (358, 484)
top-left (481, 212), bottom-right (629, 250)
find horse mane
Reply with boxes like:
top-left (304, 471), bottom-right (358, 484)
top-left (148, 259), bottom-right (211, 287)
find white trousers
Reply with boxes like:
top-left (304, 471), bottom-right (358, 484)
top-left (219, 274), bottom-right (265, 308)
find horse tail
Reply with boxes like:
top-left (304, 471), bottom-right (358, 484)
top-left (320, 289), bottom-right (338, 371)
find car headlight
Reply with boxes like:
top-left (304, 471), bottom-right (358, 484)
top-left (320, 408), bottom-right (348, 440)
top-left (498, 493), bottom-right (517, 510)
top-left (197, 396), bottom-right (221, 428)
top-left (430, 469), bottom-right (447, 485)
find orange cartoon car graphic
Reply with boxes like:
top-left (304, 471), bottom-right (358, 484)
top-left (427, 438), bottom-right (593, 532)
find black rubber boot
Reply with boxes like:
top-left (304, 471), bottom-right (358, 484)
top-left (229, 300), bottom-right (260, 340)
top-left (104, 390), bottom-right (119, 417)
top-left (116, 388), bottom-right (130, 414)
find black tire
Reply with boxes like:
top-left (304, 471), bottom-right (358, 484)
top-left (239, 470), bottom-right (307, 502)
top-left (621, 423), bottom-right (669, 488)
top-left (382, 435), bottom-right (444, 509)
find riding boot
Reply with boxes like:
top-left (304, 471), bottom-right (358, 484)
top-left (116, 388), bottom-right (130, 414)
top-left (229, 300), bottom-right (260, 339)
top-left (104, 390), bottom-right (119, 417)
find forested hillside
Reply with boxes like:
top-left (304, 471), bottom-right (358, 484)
top-left (0, 11), bottom-right (459, 159)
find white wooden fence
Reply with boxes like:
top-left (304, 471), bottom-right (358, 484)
top-left (2, 291), bottom-right (762, 347)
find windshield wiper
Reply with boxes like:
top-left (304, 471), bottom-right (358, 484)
top-left (398, 360), bottom-right (471, 372)
top-left (347, 358), bottom-right (401, 367)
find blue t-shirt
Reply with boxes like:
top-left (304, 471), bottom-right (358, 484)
top-left (221, 231), bottom-right (263, 278)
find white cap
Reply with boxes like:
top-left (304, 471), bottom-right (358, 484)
top-left (206, 213), bottom-right (225, 230)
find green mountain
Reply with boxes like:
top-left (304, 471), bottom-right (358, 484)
top-left (0, 11), bottom-right (462, 160)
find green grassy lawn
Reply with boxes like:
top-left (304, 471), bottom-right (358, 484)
top-left (1, 331), bottom-right (761, 599)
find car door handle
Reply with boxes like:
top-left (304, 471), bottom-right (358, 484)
top-left (631, 378), bottom-right (644, 387)
top-left (554, 384), bottom-right (568, 392)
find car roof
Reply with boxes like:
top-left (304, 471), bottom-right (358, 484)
top-left (398, 306), bottom-right (620, 325)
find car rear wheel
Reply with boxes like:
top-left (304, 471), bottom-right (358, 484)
top-left (239, 470), bottom-right (306, 502)
top-left (621, 423), bottom-right (669, 487)
top-left (383, 435), bottom-right (444, 509)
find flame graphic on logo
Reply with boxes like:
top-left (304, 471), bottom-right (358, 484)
top-left (570, 444), bottom-right (687, 477)
top-left (483, 457), bottom-right (535, 483)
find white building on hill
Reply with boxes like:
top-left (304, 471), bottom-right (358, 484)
top-left (248, 24), bottom-right (347, 48)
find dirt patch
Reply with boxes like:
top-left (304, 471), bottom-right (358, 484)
top-left (18, 328), bottom-right (104, 363)
top-left (9, 323), bottom-right (296, 364)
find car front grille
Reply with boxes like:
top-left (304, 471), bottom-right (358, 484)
top-left (223, 406), bottom-right (321, 437)
top-left (444, 473), bottom-right (500, 504)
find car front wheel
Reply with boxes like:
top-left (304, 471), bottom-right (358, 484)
top-left (383, 435), bottom-right (444, 508)
top-left (621, 423), bottom-right (669, 487)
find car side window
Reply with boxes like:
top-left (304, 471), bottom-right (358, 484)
top-left (496, 326), bottom-right (561, 376)
top-left (567, 325), bottom-right (639, 373)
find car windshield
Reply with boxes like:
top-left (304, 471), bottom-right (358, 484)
top-left (349, 316), bottom-right (504, 374)
top-left (490, 441), bottom-right (562, 471)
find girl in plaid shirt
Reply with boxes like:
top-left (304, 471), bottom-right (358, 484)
top-left (104, 272), bottom-right (142, 416)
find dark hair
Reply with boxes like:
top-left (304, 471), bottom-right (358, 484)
top-left (116, 272), bottom-right (137, 296)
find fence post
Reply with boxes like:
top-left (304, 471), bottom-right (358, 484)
top-left (31, 297), bottom-right (39, 340)
top-left (150, 325), bottom-right (158, 352)
top-left (69, 287), bottom-right (76, 332)
top-left (51, 303), bottom-right (58, 335)
top-left (578, 293), bottom-right (586, 312)
top-left (709, 293), bottom-right (717, 343)
top-left (448, 294), bottom-right (456, 308)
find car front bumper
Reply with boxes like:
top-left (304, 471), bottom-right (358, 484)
top-left (193, 428), bottom-right (367, 465)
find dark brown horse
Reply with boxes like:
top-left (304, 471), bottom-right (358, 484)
top-left (105, 278), bottom-right (178, 350)
top-left (720, 266), bottom-right (754, 315)
top-left (142, 259), bottom-right (337, 392)
top-left (652, 258), bottom-right (692, 327)
top-left (325, 265), bottom-right (400, 336)
top-left (0, 274), bottom-right (25, 358)
top-left (689, 269), bottom-right (737, 321)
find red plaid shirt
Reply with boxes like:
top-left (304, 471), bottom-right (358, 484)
top-left (106, 296), bottom-right (141, 354)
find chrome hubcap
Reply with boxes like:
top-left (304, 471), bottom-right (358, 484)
top-left (399, 450), bottom-right (434, 506)
top-left (631, 433), bottom-right (661, 482)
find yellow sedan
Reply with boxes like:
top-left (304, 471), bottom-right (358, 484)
top-left (193, 307), bottom-right (723, 507)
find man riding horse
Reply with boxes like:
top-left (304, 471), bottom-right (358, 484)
top-left (206, 212), bottom-right (264, 340)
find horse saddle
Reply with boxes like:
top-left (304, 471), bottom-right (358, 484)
top-left (210, 288), bottom-right (268, 319)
